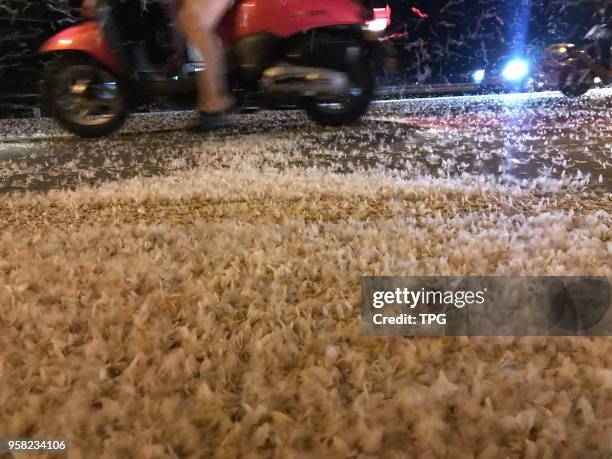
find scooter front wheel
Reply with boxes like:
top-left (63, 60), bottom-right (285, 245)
top-left (41, 55), bottom-right (129, 137)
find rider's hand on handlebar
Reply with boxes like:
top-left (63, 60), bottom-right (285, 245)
top-left (81, 0), bottom-right (97, 18)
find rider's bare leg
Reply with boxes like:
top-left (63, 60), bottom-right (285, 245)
top-left (178, 0), bottom-right (234, 113)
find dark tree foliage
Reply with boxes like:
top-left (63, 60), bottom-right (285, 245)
top-left (0, 0), bottom-right (81, 92)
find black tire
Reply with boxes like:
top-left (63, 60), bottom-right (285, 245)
top-left (304, 40), bottom-right (375, 127)
top-left (559, 64), bottom-right (593, 98)
top-left (41, 55), bottom-right (129, 137)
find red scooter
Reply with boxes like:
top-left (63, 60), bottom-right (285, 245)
top-left (39, 0), bottom-right (396, 137)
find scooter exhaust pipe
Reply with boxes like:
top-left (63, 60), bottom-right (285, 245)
top-left (260, 65), bottom-right (350, 99)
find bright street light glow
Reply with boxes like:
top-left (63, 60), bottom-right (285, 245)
top-left (502, 59), bottom-right (529, 82)
top-left (473, 69), bottom-right (485, 83)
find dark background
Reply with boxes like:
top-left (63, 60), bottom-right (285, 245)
top-left (376, 0), bottom-right (598, 84)
top-left (0, 0), bottom-right (601, 116)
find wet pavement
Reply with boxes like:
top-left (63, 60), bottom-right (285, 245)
top-left (0, 89), bottom-right (611, 195)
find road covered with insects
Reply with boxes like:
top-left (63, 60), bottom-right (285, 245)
top-left (1, 89), bottom-right (611, 195)
top-left (0, 89), bottom-right (611, 458)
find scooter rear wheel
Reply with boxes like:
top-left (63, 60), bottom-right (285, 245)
top-left (304, 40), bottom-right (375, 127)
top-left (41, 55), bottom-right (129, 137)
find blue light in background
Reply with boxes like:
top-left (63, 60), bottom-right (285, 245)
top-left (502, 59), bottom-right (529, 81)
top-left (501, 0), bottom-right (532, 86)
top-left (506, 0), bottom-right (532, 53)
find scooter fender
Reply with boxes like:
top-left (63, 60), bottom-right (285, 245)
top-left (39, 22), bottom-right (125, 76)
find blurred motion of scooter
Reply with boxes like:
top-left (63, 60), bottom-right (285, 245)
top-left (547, 21), bottom-right (611, 97)
top-left (38, 0), bottom-right (397, 137)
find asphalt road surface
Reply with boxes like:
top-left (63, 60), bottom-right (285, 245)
top-left (1, 89), bottom-right (611, 195)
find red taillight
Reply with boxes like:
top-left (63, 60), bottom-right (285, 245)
top-left (365, 6), bottom-right (391, 32)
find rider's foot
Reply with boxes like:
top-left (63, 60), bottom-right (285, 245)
top-left (192, 110), bottom-right (235, 132)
